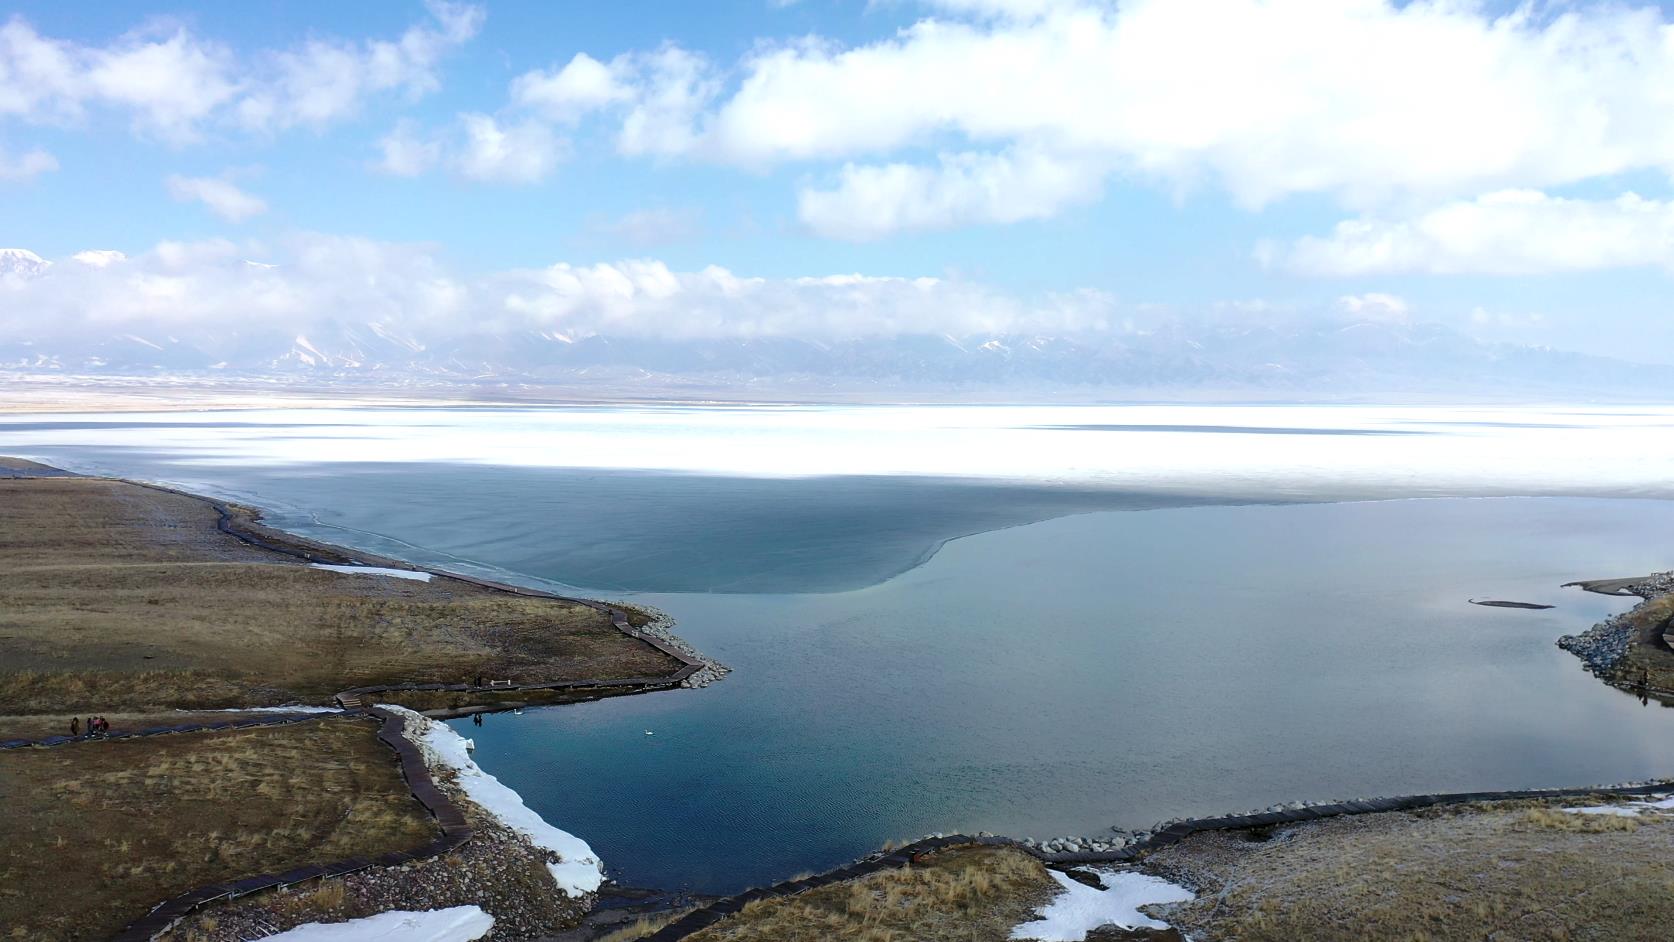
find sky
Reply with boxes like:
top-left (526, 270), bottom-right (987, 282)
top-left (3, 0), bottom-right (1674, 358)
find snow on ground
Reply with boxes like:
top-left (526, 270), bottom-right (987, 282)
top-left (381, 705), bottom-right (604, 896)
top-left (311, 563), bottom-right (433, 582)
top-left (264, 906), bottom-right (492, 941)
top-left (1562, 794), bottom-right (1674, 817)
top-left (1011, 868), bottom-right (1194, 941)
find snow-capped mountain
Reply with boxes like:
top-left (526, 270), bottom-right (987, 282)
top-left (0, 248), bottom-right (49, 279)
top-left (0, 317), bottom-right (1663, 399)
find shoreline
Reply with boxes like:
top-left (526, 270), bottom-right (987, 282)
top-left (0, 458), bottom-right (728, 940)
top-left (625, 571), bottom-right (1674, 940)
top-left (14, 453), bottom-right (1674, 939)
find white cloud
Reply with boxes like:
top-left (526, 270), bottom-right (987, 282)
top-left (555, 0), bottom-right (1674, 236)
top-left (164, 174), bottom-right (268, 222)
top-left (614, 46), bottom-right (719, 158)
top-left (1335, 292), bottom-right (1409, 323)
top-left (455, 114), bottom-right (562, 183)
top-left (0, 3), bottom-right (481, 142)
top-left (0, 236), bottom-right (1119, 342)
top-left (0, 144), bottom-right (55, 180)
top-left (70, 249), bottom-right (126, 267)
top-left (1281, 190), bottom-right (1674, 276)
top-left (798, 147), bottom-right (1105, 239)
top-left (511, 52), bottom-right (635, 121)
top-left (235, 1), bottom-right (484, 132)
top-left (376, 118), bottom-right (443, 176)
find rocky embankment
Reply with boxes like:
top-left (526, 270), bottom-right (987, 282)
top-left (632, 604), bottom-right (732, 688)
top-left (1557, 570), bottom-right (1674, 677)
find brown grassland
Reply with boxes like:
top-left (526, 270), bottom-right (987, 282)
top-left (0, 716), bottom-right (438, 940)
top-left (0, 465), bottom-right (689, 940)
top-left (1144, 798), bottom-right (1674, 942)
top-left (665, 846), bottom-right (1061, 942)
top-left (0, 475), bottom-right (678, 723)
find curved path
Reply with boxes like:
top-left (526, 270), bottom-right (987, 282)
top-left (107, 707), bottom-right (472, 942)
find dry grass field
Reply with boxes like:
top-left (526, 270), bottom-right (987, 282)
top-left (665, 846), bottom-right (1059, 942)
top-left (1144, 799), bottom-right (1674, 942)
top-left (0, 716), bottom-right (438, 941)
top-left (0, 474), bottom-right (679, 724)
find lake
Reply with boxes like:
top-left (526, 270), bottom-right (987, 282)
top-left (5, 403), bottom-right (1674, 893)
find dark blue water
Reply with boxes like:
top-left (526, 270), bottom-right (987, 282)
top-left (7, 419), bottom-right (1674, 895)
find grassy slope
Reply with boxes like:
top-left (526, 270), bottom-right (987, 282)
top-left (677, 846), bottom-right (1059, 942)
top-left (1145, 799), bottom-right (1674, 942)
top-left (0, 476), bottom-right (678, 719)
top-left (0, 717), bottom-right (437, 941)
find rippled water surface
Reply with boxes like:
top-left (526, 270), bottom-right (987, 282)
top-left (6, 404), bottom-right (1674, 893)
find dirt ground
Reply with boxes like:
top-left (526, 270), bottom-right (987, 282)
top-left (0, 716), bottom-right (438, 941)
top-left (1142, 797), bottom-right (1674, 942)
top-left (0, 474), bottom-right (679, 723)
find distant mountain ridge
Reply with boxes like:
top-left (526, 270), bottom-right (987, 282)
top-left (0, 247), bottom-right (1662, 399)
top-left (0, 319), bottom-right (1658, 399)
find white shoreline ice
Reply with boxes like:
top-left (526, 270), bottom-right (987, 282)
top-left (381, 705), bottom-right (603, 896)
top-left (1011, 868), bottom-right (1194, 941)
top-left (1562, 794), bottom-right (1674, 817)
top-left (263, 906), bottom-right (492, 941)
top-left (311, 563), bottom-right (433, 582)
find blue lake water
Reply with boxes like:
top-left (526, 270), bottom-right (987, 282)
top-left (6, 405), bottom-right (1674, 894)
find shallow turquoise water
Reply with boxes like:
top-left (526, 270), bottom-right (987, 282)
top-left (7, 409), bottom-right (1674, 894)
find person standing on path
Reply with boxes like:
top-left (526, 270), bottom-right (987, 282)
top-left (70, 717), bottom-right (79, 737)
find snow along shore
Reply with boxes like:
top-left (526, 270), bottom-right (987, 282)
top-left (381, 705), bottom-right (604, 896)
top-left (264, 906), bottom-right (492, 941)
top-left (1011, 869), bottom-right (1194, 941)
top-left (311, 563), bottom-right (434, 582)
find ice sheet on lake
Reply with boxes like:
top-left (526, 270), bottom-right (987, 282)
top-left (11, 404), bottom-right (1674, 500)
top-left (1011, 868), bottom-right (1194, 940)
top-left (311, 563), bottom-right (433, 582)
top-left (382, 705), bottom-right (604, 896)
top-left (264, 906), bottom-right (492, 942)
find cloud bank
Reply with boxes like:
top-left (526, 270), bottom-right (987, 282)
top-left (473, 0), bottom-right (1674, 245)
top-left (0, 1), bottom-right (481, 143)
top-left (1278, 191), bottom-right (1674, 275)
top-left (0, 236), bottom-right (1119, 343)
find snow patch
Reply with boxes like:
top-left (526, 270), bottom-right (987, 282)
top-left (1011, 869), bottom-right (1193, 941)
top-left (311, 564), bottom-right (433, 582)
top-left (381, 705), bottom-right (604, 896)
top-left (1562, 794), bottom-right (1674, 817)
top-left (264, 906), bottom-right (492, 941)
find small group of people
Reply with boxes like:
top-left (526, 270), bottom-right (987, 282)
top-left (69, 716), bottom-right (110, 737)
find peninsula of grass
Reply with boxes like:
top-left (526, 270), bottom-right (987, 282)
top-left (0, 469), bottom-right (681, 725)
top-left (0, 716), bottom-right (437, 941)
top-left (0, 460), bottom-right (695, 940)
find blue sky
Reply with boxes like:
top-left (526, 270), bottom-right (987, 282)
top-left (3, 0), bottom-right (1674, 358)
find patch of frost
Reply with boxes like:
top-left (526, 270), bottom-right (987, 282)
top-left (381, 705), bottom-right (603, 896)
top-left (264, 906), bottom-right (492, 941)
top-left (1011, 869), bottom-right (1194, 941)
top-left (1562, 794), bottom-right (1674, 817)
top-left (311, 563), bottom-right (433, 582)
